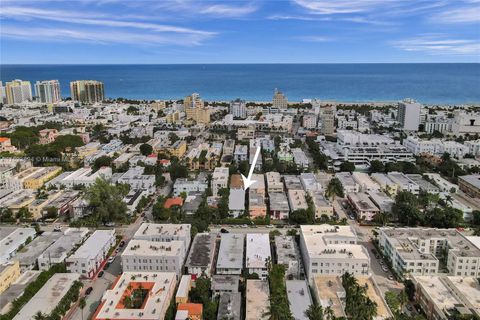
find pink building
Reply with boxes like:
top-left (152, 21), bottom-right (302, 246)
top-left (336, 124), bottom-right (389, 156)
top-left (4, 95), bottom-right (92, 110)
top-left (39, 129), bottom-right (58, 144)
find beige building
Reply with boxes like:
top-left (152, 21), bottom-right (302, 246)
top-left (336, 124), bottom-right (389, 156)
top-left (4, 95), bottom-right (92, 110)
top-left (70, 80), bottom-right (104, 103)
top-left (246, 280), bottom-right (270, 320)
top-left (272, 88), bottom-right (288, 109)
top-left (5, 79), bottom-right (32, 104)
top-left (0, 261), bottom-right (21, 294)
top-left (184, 93), bottom-right (210, 124)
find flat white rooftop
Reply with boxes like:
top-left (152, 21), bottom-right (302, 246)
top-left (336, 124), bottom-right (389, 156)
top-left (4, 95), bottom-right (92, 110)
top-left (122, 239), bottom-right (184, 257)
top-left (68, 229), bottom-right (114, 260)
top-left (134, 223), bottom-right (190, 240)
top-left (246, 233), bottom-right (271, 269)
top-left (217, 233), bottom-right (245, 270)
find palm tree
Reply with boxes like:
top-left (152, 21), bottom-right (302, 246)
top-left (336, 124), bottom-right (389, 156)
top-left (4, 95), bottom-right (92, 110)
top-left (33, 312), bottom-right (47, 320)
top-left (304, 304), bottom-right (336, 320)
top-left (79, 297), bottom-right (86, 320)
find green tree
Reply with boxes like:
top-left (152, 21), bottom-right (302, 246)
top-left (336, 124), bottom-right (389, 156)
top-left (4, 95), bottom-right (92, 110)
top-left (84, 178), bottom-right (129, 224)
top-left (79, 297), bottom-right (86, 320)
top-left (339, 161), bottom-right (355, 173)
top-left (392, 191), bottom-right (421, 226)
top-left (304, 304), bottom-right (335, 320)
top-left (139, 143), bottom-right (153, 156)
top-left (326, 177), bottom-right (344, 200)
top-left (92, 156), bottom-right (112, 171)
top-left (369, 160), bottom-right (385, 173)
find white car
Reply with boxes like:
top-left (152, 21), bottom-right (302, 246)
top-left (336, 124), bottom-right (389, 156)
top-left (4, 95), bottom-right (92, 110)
top-left (108, 256), bottom-right (115, 263)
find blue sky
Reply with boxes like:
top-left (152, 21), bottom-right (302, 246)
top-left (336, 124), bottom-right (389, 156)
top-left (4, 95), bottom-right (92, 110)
top-left (1, 0), bottom-right (479, 63)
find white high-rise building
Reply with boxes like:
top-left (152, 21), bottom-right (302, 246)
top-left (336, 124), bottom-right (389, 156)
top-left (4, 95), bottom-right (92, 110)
top-left (5, 79), bottom-right (32, 104)
top-left (0, 81), bottom-right (6, 104)
top-left (35, 80), bottom-right (61, 103)
top-left (230, 99), bottom-right (247, 119)
top-left (398, 99), bottom-right (421, 131)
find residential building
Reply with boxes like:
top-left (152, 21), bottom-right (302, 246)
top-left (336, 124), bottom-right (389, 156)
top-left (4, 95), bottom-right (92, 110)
top-left (0, 261), bottom-right (21, 294)
top-left (319, 104), bottom-right (335, 135)
top-left (352, 172), bottom-right (380, 192)
top-left (368, 191), bottom-right (395, 214)
top-left (275, 235), bottom-right (302, 279)
top-left (388, 172), bottom-right (420, 194)
top-left (168, 140), bottom-right (187, 158)
top-left (371, 173), bottom-right (399, 196)
top-left (117, 166), bottom-right (155, 194)
top-left (269, 192), bottom-right (290, 219)
top-left (398, 99), bottom-right (421, 131)
top-left (35, 80), bottom-right (61, 103)
top-left (38, 128), bottom-right (58, 144)
top-left (272, 88), bottom-right (288, 109)
top-left (451, 110), bottom-right (480, 135)
top-left (0, 137), bottom-right (17, 153)
top-left (246, 280), bottom-right (270, 320)
top-left (286, 280), bottom-right (312, 320)
top-left (412, 276), bottom-right (480, 320)
top-left (250, 173), bottom-right (265, 194)
top-left (38, 228), bottom-right (89, 270)
top-left (230, 98), bottom-right (247, 119)
top-left (70, 80), bottom-right (105, 103)
top-left (173, 177), bottom-right (208, 196)
top-left (133, 223), bottom-right (191, 254)
top-left (212, 167), bottom-right (229, 197)
top-left (120, 239), bottom-right (185, 277)
top-left (7, 166), bottom-right (62, 190)
top-left (175, 275), bottom-right (191, 304)
top-left (66, 229), bottom-right (115, 278)
top-left (424, 173), bottom-right (458, 193)
top-left (185, 233), bottom-right (216, 277)
top-left (300, 172), bottom-right (322, 193)
top-left (266, 171), bottom-right (283, 193)
top-left (13, 273), bottom-right (80, 320)
top-left (237, 126), bottom-right (255, 141)
top-left (249, 190), bottom-right (267, 218)
top-left (216, 233), bottom-right (244, 275)
top-left (176, 303), bottom-right (203, 320)
top-left (458, 175), bottom-right (480, 198)
top-left (287, 189), bottom-right (308, 212)
top-left (300, 225), bottom-right (369, 280)
top-left (185, 93), bottom-right (210, 124)
top-left (335, 172), bottom-right (360, 193)
top-left (246, 233), bottom-right (271, 279)
top-left (347, 192), bottom-right (380, 221)
top-left (229, 174), bottom-right (245, 217)
top-left (5, 79), bottom-right (32, 104)
top-left (292, 148), bottom-right (309, 168)
top-left (406, 174), bottom-right (440, 194)
top-left (311, 192), bottom-right (334, 218)
top-left (0, 227), bottom-right (36, 264)
top-left (303, 113), bottom-right (317, 129)
top-left (312, 276), bottom-right (346, 318)
top-left (379, 227), bottom-right (480, 277)
top-left (234, 144), bottom-right (248, 162)
top-left (47, 167), bottom-right (112, 188)
top-left (217, 292), bottom-right (242, 320)
top-left (212, 275), bottom-right (240, 295)
top-left (93, 272), bottom-right (176, 320)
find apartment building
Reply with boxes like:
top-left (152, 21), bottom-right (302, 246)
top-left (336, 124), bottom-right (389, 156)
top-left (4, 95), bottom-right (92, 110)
top-left (234, 144), bottom-right (248, 162)
top-left (47, 167), bottom-right (112, 188)
top-left (347, 192), bottom-right (380, 221)
top-left (269, 192), bottom-right (290, 219)
top-left (133, 223), bottom-right (191, 254)
top-left (217, 292), bottom-right (242, 320)
top-left (311, 192), bottom-right (334, 218)
top-left (6, 166), bottom-right (62, 190)
top-left (216, 233), bottom-right (244, 275)
top-left (412, 276), bottom-right (480, 320)
top-left (116, 166), bottom-right (155, 194)
top-left (300, 172), bottom-right (322, 193)
top-left (275, 235), bottom-right (302, 279)
top-left (120, 239), bottom-right (185, 277)
top-left (167, 140), bottom-right (187, 158)
top-left (249, 190), bottom-right (267, 218)
top-left (230, 99), bottom-right (247, 119)
top-left (283, 174), bottom-right (303, 191)
top-left (246, 233), bottom-right (271, 279)
top-left (38, 128), bottom-right (58, 144)
top-left (93, 272), bottom-right (176, 320)
top-left (300, 225), bottom-right (369, 280)
top-left (0, 227), bottom-right (36, 264)
top-left (292, 148), bottom-right (309, 169)
top-left (5, 79), bottom-right (32, 104)
top-left (237, 126), bottom-right (255, 141)
top-left (185, 233), bottom-right (217, 277)
top-left (458, 175), bottom-right (480, 198)
top-left (287, 189), bottom-right (308, 212)
top-left (266, 171), bottom-right (283, 193)
top-left (0, 261), bottom-right (21, 294)
top-left (35, 80), bottom-right (61, 103)
top-left (388, 172), bottom-right (420, 195)
top-left (371, 173), bottom-right (399, 196)
top-left (212, 167), bottom-right (229, 197)
top-left (229, 174), bottom-right (245, 217)
top-left (352, 172), bottom-right (380, 192)
top-left (303, 113), bottom-right (317, 129)
top-left (221, 139), bottom-right (235, 164)
top-left (286, 280), bottom-right (313, 320)
top-left (70, 80), bottom-right (104, 104)
top-left (66, 229), bottom-right (115, 278)
top-left (173, 177), bottom-right (208, 196)
top-left (398, 99), bottom-right (421, 131)
top-left (335, 172), bottom-right (360, 193)
top-left (212, 275), bottom-right (240, 296)
top-left (379, 227), bottom-right (480, 278)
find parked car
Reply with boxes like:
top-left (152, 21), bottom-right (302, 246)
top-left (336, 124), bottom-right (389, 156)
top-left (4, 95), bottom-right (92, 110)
top-left (98, 271), bottom-right (104, 278)
top-left (220, 228), bottom-right (229, 234)
top-left (119, 240), bottom-right (125, 247)
top-left (388, 275), bottom-right (394, 280)
top-left (85, 287), bottom-right (93, 295)
top-left (108, 256), bottom-right (115, 263)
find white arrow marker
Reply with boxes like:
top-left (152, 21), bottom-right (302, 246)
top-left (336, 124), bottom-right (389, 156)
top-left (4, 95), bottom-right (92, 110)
top-left (241, 146), bottom-right (261, 190)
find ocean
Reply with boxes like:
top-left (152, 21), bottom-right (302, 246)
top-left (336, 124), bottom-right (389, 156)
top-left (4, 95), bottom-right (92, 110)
top-left (1, 64), bottom-right (479, 104)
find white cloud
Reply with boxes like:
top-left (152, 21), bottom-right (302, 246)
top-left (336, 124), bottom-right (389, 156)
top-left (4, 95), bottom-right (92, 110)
top-left (392, 35), bottom-right (480, 55)
top-left (431, 5), bottom-right (480, 23)
top-left (296, 35), bottom-right (331, 42)
top-left (199, 4), bottom-right (258, 17)
top-left (292, 0), bottom-right (389, 15)
top-left (2, 25), bottom-right (210, 46)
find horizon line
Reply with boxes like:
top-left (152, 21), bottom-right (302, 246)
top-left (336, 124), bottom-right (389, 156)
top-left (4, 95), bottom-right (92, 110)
top-left (1, 62), bottom-right (479, 66)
